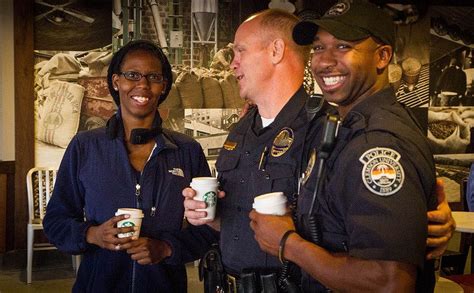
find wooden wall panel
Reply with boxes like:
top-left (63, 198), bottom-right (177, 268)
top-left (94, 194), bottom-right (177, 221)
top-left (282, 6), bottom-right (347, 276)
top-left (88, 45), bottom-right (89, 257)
top-left (0, 174), bottom-right (6, 252)
top-left (13, 0), bottom-right (34, 250)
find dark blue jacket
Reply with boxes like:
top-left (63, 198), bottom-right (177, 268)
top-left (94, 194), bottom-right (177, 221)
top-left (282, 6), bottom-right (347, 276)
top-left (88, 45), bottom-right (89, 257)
top-left (44, 121), bottom-right (218, 293)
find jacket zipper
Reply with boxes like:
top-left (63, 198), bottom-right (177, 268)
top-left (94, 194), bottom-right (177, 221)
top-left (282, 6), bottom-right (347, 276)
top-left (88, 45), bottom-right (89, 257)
top-left (131, 182), bottom-right (142, 293)
top-left (130, 143), bottom-right (157, 293)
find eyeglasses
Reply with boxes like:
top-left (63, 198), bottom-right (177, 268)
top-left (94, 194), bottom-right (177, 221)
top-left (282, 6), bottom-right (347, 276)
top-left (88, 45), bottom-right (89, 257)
top-left (120, 71), bottom-right (164, 83)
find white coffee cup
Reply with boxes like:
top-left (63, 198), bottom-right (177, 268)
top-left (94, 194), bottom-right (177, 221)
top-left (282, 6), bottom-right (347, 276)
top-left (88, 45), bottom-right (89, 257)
top-left (190, 177), bottom-right (219, 220)
top-left (253, 192), bottom-right (287, 215)
top-left (115, 208), bottom-right (144, 238)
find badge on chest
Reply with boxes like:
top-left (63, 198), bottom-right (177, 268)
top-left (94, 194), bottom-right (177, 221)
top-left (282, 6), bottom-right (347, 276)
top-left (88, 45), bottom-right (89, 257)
top-left (271, 127), bottom-right (294, 157)
top-left (302, 148), bottom-right (317, 185)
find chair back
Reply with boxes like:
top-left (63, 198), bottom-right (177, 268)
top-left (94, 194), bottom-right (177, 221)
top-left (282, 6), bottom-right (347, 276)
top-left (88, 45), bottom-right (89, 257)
top-left (26, 167), bottom-right (58, 223)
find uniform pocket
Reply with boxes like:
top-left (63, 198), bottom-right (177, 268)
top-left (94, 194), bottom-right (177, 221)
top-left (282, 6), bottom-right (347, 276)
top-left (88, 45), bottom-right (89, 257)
top-left (251, 163), bottom-right (296, 198)
top-left (215, 153), bottom-right (240, 172)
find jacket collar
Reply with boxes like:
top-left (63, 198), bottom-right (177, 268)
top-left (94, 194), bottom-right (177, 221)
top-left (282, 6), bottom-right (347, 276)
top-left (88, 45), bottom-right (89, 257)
top-left (115, 109), bottom-right (177, 150)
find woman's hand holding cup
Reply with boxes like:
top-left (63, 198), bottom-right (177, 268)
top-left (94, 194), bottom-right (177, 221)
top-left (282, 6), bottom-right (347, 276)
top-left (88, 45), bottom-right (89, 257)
top-left (86, 213), bottom-right (138, 251)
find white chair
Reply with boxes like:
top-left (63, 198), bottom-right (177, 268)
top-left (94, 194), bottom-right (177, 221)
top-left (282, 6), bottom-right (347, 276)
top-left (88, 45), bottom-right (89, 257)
top-left (26, 167), bottom-right (81, 284)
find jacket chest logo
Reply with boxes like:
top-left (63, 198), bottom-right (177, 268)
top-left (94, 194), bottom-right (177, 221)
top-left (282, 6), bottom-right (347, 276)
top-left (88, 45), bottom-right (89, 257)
top-left (168, 167), bottom-right (184, 177)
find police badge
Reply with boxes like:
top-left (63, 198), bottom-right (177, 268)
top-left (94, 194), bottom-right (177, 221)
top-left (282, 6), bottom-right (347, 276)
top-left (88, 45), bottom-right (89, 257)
top-left (271, 127), bottom-right (294, 157)
top-left (359, 147), bottom-right (404, 196)
top-left (302, 148), bottom-right (317, 185)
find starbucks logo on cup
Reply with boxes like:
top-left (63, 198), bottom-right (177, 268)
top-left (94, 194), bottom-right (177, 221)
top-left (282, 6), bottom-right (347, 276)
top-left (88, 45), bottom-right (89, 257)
top-left (119, 221), bottom-right (136, 237)
top-left (203, 191), bottom-right (217, 207)
top-left (120, 221), bottom-right (135, 228)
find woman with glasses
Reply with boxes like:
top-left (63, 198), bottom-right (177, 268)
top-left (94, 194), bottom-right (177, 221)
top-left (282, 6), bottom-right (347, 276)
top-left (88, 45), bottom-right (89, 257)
top-left (44, 40), bottom-right (218, 292)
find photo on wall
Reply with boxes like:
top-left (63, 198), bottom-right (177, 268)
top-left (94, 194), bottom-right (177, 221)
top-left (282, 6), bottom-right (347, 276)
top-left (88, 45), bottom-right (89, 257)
top-left (427, 5), bottom-right (474, 205)
top-left (184, 108), bottom-right (241, 173)
top-left (429, 5), bottom-right (474, 107)
top-left (34, 0), bottom-right (112, 51)
top-left (428, 107), bottom-right (474, 155)
top-left (33, 1), bottom-right (243, 169)
top-left (429, 106), bottom-right (474, 203)
top-left (386, 4), bottom-right (431, 108)
top-left (33, 48), bottom-right (113, 168)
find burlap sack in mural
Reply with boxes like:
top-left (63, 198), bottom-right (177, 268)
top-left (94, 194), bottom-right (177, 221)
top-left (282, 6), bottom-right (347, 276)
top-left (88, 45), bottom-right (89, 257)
top-left (210, 43), bottom-right (234, 71)
top-left (460, 108), bottom-right (474, 126)
top-left (172, 69), bottom-right (179, 82)
top-left (219, 71), bottom-right (243, 108)
top-left (36, 53), bottom-right (82, 88)
top-left (78, 51), bottom-right (112, 77)
top-left (175, 71), bottom-right (204, 108)
top-left (201, 74), bottom-right (224, 108)
top-left (159, 84), bottom-right (182, 109)
top-left (36, 80), bottom-right (84, 148)
top-left (428, 109), bottom-right (470, 154)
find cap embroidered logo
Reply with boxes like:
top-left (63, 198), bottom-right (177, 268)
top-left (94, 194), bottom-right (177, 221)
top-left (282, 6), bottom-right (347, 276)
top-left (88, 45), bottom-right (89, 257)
top-left (325, 1), bottom-right (350, 17)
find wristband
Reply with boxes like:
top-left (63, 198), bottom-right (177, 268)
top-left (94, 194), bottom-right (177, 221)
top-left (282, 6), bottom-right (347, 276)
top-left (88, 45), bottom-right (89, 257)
top-left (278, 230), bottom-right (296, 264)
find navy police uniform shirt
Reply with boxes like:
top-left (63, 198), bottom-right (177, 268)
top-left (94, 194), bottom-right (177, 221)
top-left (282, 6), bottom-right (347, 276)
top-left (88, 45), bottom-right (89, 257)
top-left (216, 86), bottom-right (310, 274)
top-left (297, 87), bottom-right (437, 291)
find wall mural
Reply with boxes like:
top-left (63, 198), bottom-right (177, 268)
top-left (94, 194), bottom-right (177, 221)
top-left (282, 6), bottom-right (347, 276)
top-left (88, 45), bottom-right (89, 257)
top-left (33, 1), bottom-right (474, 205)
top-left (428, 5), bottom-right (474, 203)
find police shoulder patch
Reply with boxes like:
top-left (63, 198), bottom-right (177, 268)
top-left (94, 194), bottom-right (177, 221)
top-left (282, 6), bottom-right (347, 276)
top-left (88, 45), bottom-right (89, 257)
top-left (359, 147), bottom-right (404, 196)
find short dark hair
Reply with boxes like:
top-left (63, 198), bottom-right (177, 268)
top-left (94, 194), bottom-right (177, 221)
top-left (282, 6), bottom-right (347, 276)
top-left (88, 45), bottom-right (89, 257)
top-left (107, 39), bottom-right (173, 106)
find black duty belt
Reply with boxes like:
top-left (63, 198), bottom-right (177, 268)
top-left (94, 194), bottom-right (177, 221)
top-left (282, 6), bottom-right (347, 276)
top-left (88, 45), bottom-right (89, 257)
top-left (224, 270), bottom-right (279, 293)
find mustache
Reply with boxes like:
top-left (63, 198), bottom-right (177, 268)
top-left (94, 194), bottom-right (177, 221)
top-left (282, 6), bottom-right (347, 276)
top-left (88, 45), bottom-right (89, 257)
top-left (312, 65), bottom-right (340, 75)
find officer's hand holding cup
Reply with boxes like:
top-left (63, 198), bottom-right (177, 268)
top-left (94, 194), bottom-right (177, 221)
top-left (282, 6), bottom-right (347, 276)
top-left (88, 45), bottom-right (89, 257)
top-left (253, 192), bottom-right (287, 215)
top-left (183, 177), bottom-right (222, 226)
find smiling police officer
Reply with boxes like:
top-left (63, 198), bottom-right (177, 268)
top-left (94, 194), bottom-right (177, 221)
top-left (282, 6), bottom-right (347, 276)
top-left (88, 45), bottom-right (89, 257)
top-left (250, 1), bottom-right (439, 291)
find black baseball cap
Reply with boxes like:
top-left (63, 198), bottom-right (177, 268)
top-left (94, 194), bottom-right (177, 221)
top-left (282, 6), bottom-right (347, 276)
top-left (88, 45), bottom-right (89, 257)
top-left (293, 0), bottom-right (395, 47)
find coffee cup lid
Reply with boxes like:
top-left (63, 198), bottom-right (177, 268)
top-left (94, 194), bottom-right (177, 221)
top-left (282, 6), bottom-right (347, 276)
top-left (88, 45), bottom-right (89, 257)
top-left (253, 198), bottom-right (287, 206)
top-left (115, 208), bottom-right (144, 218)
top-left (191, 177), bottom-right (218, 187)
top-left (252, 200), bottom-right (287, 209)
top-left (254, 192), bottom-right (286, 203)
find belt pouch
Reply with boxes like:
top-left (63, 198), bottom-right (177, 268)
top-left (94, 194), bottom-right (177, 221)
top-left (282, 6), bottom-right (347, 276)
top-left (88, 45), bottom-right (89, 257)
top-left (238, 271), bottom-right (258, 293)
top-left (199, 245), bottom-right (226, 293)
top-left (260, 272), bottom-right (278, 293)
top-left (204, 269), bottom-right (224, 293)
